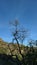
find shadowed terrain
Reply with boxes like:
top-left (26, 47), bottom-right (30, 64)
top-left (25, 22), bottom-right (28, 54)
top-left (0, 38), bottom-right (37, 65)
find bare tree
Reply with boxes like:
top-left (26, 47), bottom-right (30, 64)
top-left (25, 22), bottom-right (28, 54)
top-left (10, 20), bottom-right (28, 44)
top-left (9, 20), bottom-right (28, 56)
top-left (8, 19), bottom-right (28, 65)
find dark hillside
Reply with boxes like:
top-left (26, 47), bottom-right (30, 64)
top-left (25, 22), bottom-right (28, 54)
top-left (0, 38), bottom-right (37, 65)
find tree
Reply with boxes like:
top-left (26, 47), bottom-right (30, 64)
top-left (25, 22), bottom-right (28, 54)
top-left (25, 40), bottom-right (37, 65)
top-left (10, 19), bottom-right (28, 51)
top-left (8, 20), bottom-right (37, 65)
top-left (10, 19), bottom-right (28, 44)
top-left (9, 19), bottom-right (28, 65)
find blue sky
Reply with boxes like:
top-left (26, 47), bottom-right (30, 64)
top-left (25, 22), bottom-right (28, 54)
top-left (0, 0), bottom-right (37, 43)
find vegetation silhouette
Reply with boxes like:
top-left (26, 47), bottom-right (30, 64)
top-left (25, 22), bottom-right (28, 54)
top-left (0, 20), bottom-right (37, 65)
top-left (0, 43), bottom-right (37, 65)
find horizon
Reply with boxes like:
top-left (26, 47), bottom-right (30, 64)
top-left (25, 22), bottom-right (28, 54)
top-left (0, 0), bottom-right (37, 44)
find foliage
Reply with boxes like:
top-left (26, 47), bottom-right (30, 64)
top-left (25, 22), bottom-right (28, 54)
top-left (0, 39), bottom-right (37, 65)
